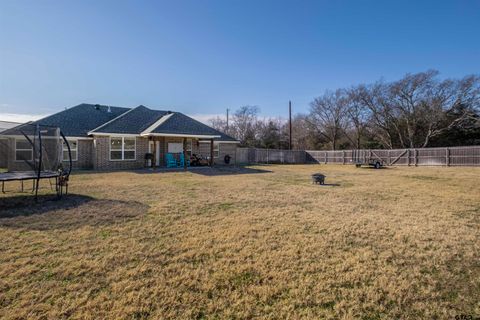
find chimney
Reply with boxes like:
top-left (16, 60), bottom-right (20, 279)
top-left (107, 106), bottom-right (112, 113)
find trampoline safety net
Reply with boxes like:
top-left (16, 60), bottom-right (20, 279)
top-left (0, 123), bottom-right (72, 199)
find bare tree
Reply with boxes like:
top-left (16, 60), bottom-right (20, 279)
top-left (210, 71), bottom-right (479, 150)
top-left (209, 116), bottom-right (228, 133)
top-left (345, 87), bottom-right (371, 148)
top-left (257, 118), bottom-right (289, 149)
top-left (353, 83), bottom-right (401, 149)
top-left (291, 114), bottom-right (325, 149)
top-left (389, 70), bottom-right (440, 148)
top-left (387, 71), bottom-right (480, 148)
top-left (420, 74), bottom-right (480, 147)
top-left (230, 105), bottom-right (261, 147)
top-left (309, 90), bottom-right (348, 150)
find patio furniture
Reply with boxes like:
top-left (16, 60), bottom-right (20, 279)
top-left (190, 154), bottom-right (200, 166)
top-left (166, 153), bottom-right (178, 168)
top-left (199, 157), bottom-right (210, 166)
top-left (190, 154), bottom-right (209, 166)
top-left (179, 153), bottom-right (190, 167)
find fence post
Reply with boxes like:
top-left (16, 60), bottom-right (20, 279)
top-left (446, 147), bottom-right (450, 166)
top-left (342, 150), bottom-right (345, 164)
top-left (407, 149), bottom-right (410, 166)
top-left (267, 148), bottom-right (269, 164)
top-left (414, 148), bottom-right (418, 166)
top-left (388, 150), bottom-right (391, 166)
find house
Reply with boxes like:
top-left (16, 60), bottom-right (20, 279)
top-left (1, 104), bottom-right (239, 171)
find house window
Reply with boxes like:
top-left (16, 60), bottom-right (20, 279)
top-left (15, 139), bottom-right (33, 161)
top-left (63, 140), bottom-right (78, 161)
top-left (110, 137), bottom-right (136, 160)
top-left (213, 142), bottom-right (220, 158)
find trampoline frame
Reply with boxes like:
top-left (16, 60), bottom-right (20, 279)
top-left (0, 125), bottom-right (72, 201)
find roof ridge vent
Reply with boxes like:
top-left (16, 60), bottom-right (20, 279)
top-left (107, 106), bottom-right (112, 113)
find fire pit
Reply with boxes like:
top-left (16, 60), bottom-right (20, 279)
top-left (311, 173), bottom-right (326, 185)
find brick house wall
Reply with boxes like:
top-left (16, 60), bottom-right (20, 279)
top-left (93, 136), bottom-right (149, 170)
top-left (78, 140), bottom-right (93, 169)
top-left (3, 137), bottom-right (93, 171)
top-left (0, 138), bottom-right (7, 168)
top-left (217, 143), bottom-right (237, 165)
top-left (62, 139), bottom-right (94, 170)
top-left (198, 142), bottom-right (237, 165)
top-left (3, 137), bottom-right (61, 172)
top-left (5, 138), bottom-right (33, 171)
top-left (2, 135), bottom-right (237, 171)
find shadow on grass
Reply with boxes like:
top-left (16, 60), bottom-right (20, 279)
top-left (192, 166), bottom-right (272, 176)
top-left (0, 194), bottom-right (148, 231)
top-left (133, 166), bottom-right (272, 176)
top-left (358, 166), bottom-right (391, 170)
top-left (315, 183), bottom-right (341, 187)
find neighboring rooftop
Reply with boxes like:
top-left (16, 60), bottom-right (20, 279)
top-left (0, 121), bottom-right (21, 133)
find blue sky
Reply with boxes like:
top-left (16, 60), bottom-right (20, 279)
top-left (1, 0), bottom-right (479, 122)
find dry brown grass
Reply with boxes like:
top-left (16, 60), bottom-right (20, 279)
top-left (0, 165), bottom-right (479, 319)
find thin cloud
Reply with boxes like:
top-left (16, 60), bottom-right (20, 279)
top-left (188, 113), bottom-right (225, 125)
top-left (188, 113), bottom-right (287, 125)
top-left (0, 113), bottom-right (47, 123)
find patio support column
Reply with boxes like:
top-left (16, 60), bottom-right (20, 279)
top-left (210, 138), bottom-right (214, 167)
top-left (152, 138), bottom-right (157, 168)
top-left (183, 137), bottom-right (188, 171)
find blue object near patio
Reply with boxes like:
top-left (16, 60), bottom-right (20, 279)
top-left (166, 153), bottom-right (178, 168)
top-left (179, 153), bottom-right (190, 167)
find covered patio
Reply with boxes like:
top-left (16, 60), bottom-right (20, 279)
top-left (144, 133), bottom-right (220, 170)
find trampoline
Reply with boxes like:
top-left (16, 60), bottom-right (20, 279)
top-left (0, 123), bottom-right (72, 201)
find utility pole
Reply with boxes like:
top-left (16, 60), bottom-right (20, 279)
top-left (226, 108), bottom-right (230, 133)
top-left (289, 100), bottom-right (292, 150)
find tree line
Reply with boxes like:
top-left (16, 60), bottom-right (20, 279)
top-left (210, 70), bottom-right (480, 150)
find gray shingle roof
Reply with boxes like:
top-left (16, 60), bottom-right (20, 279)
top-left (2, 103), bottom-right (238, 142)
top-left (90, 105), bottom-right (167, 134)
top-left (150, 112), bottom-right (238, 141)
top-left (34, 104), bottom-right (129, 137)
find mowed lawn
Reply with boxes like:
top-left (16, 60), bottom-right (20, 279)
top-left (0, 165), bottom-right (479, 319)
